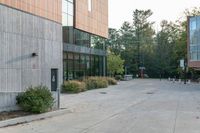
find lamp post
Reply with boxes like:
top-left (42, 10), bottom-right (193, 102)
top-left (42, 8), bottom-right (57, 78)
top-left (184, 59), bottom-right (187, 84)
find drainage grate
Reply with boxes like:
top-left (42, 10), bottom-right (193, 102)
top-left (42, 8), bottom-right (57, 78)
top-left (146, 92), bottom-right (154, 95)
top-left (100, 92), bottom-right (107, 94)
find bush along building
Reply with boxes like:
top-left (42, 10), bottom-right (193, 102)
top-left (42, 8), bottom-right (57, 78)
top-left (62, 0), bottom-right (108, 80)
top-left (0, 0), bottom-right (108, 111)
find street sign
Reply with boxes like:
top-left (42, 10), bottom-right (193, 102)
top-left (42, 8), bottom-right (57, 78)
top-left (180, 59), bottom-right (184, 68)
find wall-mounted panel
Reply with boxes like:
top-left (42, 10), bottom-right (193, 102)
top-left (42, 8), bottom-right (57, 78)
top-left (75, 0), bottom-right (108, 38)
top-left (0, 0), bottom-right (62, 23)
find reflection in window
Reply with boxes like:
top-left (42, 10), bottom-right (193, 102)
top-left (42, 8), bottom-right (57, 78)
top-left (191, 20), bottom-right (196, 31)
top-left (63, 26), bottom-right (74, 44)
top-left (68, 2), bottom-right (74, 16)
top-left (63, 53), bottom-right (105, 80)
top-left (68, 0), bottom-right (73, 3)
top-left (62, 0), bottom-right (68, 14)
top-left (74, 29), bottom-right (91, 47)
top-left (68, 15), bottom-right (73, 26)
top-left (62, 13), bottom-right (68, 26)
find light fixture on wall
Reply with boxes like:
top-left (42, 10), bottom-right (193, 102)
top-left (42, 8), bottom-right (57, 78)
top-left (31, 52), bottom-right (38, 57)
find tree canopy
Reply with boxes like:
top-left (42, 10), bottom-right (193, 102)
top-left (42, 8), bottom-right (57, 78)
top-left (92, 8), bottom-right (200, 79)
top-left (107, 53), bottom-right (124, 76)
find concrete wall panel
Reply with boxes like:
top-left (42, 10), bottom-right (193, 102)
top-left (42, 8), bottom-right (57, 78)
top-left (0, 5), bottom-right (63, 111)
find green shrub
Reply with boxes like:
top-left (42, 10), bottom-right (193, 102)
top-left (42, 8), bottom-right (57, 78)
top-left (61, 80), bottom-right (86, 93)
top-left (96, 77), bottom-right (108, 88)
top-left (16, 85), bottom-right (54, 114)
top-left (106, 77), bottom-right (117, 85)
top-left (115, 75), bottom-right (123, 81)
top-left (84, 77), bottom-right (108, 90)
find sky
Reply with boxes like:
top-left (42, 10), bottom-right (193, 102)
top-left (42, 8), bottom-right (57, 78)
top-left (109, 0), bottom-right (200, 30)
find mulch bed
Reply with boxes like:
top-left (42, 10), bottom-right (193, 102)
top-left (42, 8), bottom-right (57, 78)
top-left (0, 111), bottom-right (31, 121)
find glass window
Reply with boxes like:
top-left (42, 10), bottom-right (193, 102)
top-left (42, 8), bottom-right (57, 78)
top-left (63, 53), bottom-right (67, 59)
top-left (68, 2), bottom-right (73, 16)
top-left (68, 15), bottom-right (73, 26)
top-left (62, 13), bottom-right (68, 26)
top-left (191, 52), bottom-right (198, 61)
top-left (68, 53), bottom-right (73, 59)
top-left (86, 55), bottom-right (90, 70)
top-left (99, 56), bottom-right (103, 76)
top-left (95, 56), bottom-right (99, 76)
top-left (74, 54), bottom-right (80, 69)
top-left (197, 17), bottom-right (200, 31)
top-left (62, 0), bottom-right (68, 13)
top-left (198, 52), bottom-right (200, 60)
top-left (68, 0), bottom-right (73, 3)
top-left (74, 29), bottom-right (91, 47)
top-left (191, 20), bottom-right (196, 31)
top-left (63, 61), bottom-right (68, 80)
top-left (190, 45), bottom-right (198, 52)
top-left (189, 16), bottom-right (200, 61)
top-left (79, 55), bottom-right (86, 78)
top-left (90, 56), bottom-right (95, 76)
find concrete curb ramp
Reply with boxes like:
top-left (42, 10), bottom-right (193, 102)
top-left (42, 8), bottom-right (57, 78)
top-left (0, 109), bottom-right (72, 128)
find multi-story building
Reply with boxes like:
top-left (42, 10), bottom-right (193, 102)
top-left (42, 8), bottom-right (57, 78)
top-left (62, 0), bottom-right (108, 80)
top-left (0, 0), bottom-right (108, 111)
top-left (188, 16), bottom-right (200, 68)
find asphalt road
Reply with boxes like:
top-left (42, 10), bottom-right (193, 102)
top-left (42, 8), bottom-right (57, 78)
top-left (1, 79), bottom-right (200, 133)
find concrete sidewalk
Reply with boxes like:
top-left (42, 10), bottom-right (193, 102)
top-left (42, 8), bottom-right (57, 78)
top-left (0, 79), bottom-right (200, 133)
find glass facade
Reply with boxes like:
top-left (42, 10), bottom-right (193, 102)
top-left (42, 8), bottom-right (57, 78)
top-left (62, 0), bottom-right (107, 80)
top-left (189, 16), bottom-right (200, 61)
top-left (63, 52), bottom-right (105, 80)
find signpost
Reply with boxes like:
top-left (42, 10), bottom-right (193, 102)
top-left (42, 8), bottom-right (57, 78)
top-left (180, 59), bottom-right (184, 69)
top-left (180, 59), bottom-right (187, 84)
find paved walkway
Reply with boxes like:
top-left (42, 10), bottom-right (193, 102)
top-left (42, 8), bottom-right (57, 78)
top-left (0, 79), bottom-right (200, 133)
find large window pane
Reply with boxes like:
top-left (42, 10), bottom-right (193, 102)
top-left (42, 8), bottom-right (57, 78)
top-left (190, 18), bottom-right (196, 31)
top-left (68, 2), bottom-right (73, 16)
top-left (63, 61), bottom-right (68, 80)
top-left (68, 15), bottom-right (73, 26)
top-left (62, 13), bottom-right (68, 26)
top-left (62, 0), bottom-right (68, 13)
top-left (68, 0), bottom-right (73, 3)
top-left (198, 52), bottom-right (200, 60)
top-left (191, 52), bottom-right (198, 61)
top-left (189, 16), bottom-right (200, 61)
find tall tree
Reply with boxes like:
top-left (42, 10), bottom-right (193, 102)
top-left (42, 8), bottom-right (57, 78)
top-left (132, 9), bottom-right (155, 76)
top-left (107, 53), bottom-right (124, 76)
top-left (106, 28), bottom-right (122, 55)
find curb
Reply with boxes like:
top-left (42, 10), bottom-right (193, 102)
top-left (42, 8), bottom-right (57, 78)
top-left (0, 108), bottom-right (72, 128)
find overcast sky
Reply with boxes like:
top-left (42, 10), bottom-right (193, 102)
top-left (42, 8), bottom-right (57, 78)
top-left (109, 0), bottom-right (200, 30)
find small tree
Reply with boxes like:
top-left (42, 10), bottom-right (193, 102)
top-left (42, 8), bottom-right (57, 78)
top-left (107, 53), bottom-right (124, 76)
